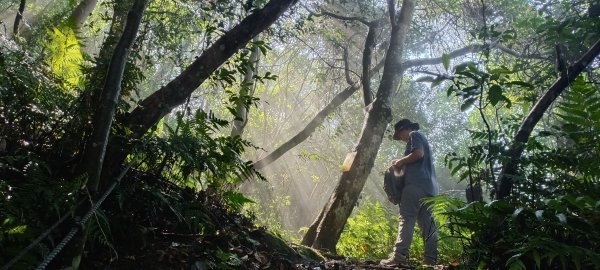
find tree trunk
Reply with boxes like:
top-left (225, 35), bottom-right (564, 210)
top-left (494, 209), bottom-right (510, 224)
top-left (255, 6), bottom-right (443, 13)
top-left (12, 0), bottom-right (26, 36)
top-left (301, 0), bottom-right (416, 252)
top-left (495, 38), bottom-right (600, 199)
top-left (69, 0), bottom-right (99, 30)
top-left (57, 0), bottom-right (129, 171)
top-left (231, 36), bottom-right (261, 137)
top-left (361, 21), bottom-right (379, 106)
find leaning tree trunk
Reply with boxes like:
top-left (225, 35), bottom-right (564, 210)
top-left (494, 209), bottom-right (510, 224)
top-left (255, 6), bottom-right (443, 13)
top-left (81, 0), bottom-right (148, 193)
top-left (97, 0), bottom-right (299, 190)
top-left (301, 0), bottom-right (416, 252)
top-left (496, 38), bottom-right (600, 199)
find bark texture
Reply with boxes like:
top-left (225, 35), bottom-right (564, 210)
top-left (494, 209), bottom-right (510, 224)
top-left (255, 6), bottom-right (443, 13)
top-left (361, 21), bottom-right (379, 106)
top-left (301, 0), bottom-right (416, 252)
top-left (496, 38), bottom-right (600, 199)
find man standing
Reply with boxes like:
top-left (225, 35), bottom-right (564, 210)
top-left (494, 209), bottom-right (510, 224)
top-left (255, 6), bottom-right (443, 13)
top-left (381, 119), bottom-right (438, 266)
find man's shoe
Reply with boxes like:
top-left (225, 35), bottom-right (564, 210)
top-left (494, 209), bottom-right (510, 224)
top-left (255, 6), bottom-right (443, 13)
top-left (379, 253), bottom-right (408, 267)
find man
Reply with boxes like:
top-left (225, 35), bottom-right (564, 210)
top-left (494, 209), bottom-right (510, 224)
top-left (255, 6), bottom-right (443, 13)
top-left (381, 119), bottom-right (438, 267)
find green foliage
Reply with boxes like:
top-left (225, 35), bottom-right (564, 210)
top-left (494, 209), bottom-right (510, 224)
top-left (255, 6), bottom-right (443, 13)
top-left (442, 69), bottom-right (600, 269)
top-left (139, 108), bottom-right (263, 187)
top-left (337, 196), bottom-right (464, 264)
top-left (337, 198), bottom-right (397, 260)
top-left (44, 26), bottom-right (84, 89)
top-left (0, 38), bottom-right (86, 268)
top-left (243, 193), bottom-right (300, 243)
top-left (435, 194), bottom-right (600, 269)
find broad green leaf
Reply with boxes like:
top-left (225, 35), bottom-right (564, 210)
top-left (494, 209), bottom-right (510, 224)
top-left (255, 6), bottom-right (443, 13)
top-left (508, 81), bottom-right (533, 89)
top-left (461, 97), bottom-right (477, 112)
top-left (454, 61), bottom-right (477, 73)
top-left (534, 210), bottom-right (544, 220)
top-left (511, 207), bottom-right (524, 220)
top-left (446, 85), bottom-right (455, 97)
top-left (431, 76), bottom-right (445, 87)
top-left (442, 53), bottom-right (450, 70)
top-left (488, 84), bottom-right (504, 106)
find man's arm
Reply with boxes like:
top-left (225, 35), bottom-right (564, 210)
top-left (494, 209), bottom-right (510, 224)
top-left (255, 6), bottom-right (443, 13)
top-left (391, 148), bottom-right (424, 168)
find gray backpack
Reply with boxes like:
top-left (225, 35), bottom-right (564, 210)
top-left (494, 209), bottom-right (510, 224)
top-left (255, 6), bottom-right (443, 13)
top-left (383, 166), bottom-right (405, 205)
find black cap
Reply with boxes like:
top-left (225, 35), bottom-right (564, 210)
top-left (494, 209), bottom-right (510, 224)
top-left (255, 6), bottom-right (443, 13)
top-left (394, 119), bottom-right (419, 132)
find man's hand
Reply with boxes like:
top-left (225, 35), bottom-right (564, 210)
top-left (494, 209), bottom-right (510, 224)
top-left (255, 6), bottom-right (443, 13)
top-left (391, 159), bottom-right (404, 168)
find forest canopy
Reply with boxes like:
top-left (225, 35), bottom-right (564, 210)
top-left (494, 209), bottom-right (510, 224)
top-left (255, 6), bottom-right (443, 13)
top-left (1, 0), bottom-right (599, 269)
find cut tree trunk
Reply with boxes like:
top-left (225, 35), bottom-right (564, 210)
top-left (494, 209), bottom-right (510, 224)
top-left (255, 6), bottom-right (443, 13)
top-left (301, 0), bottom-right (416, 252)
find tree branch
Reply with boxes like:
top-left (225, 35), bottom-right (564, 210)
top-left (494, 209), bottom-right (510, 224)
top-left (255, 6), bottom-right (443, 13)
top-left (252, 56), bottom-right (387, 170)
top-left (402, 44), bottom-right (484, 68)
top-left (496, 38), bottom-right (600, 199)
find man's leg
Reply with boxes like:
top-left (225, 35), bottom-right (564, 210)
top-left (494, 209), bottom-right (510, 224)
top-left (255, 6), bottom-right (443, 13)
top-left (381, 186), bottom-right (421, 266)
top-left (417, 203), bottom-right (438, 265)
top-left (393, 212), bottom-right (417, 258)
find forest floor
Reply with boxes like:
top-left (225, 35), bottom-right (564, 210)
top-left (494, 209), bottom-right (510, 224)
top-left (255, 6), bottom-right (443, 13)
top-left (75, 171), bottom-right (451, 270)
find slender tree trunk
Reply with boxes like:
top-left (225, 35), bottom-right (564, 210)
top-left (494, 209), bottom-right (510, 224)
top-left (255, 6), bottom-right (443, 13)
top-left (231, 36), bottom-right (261, 137)
top-left (62, 1), bottom-right (148, 268)
top-left (69, 0), bottom-right (99, 30)
top-left (496, 38), bottom-right (600, 199)
top-left (82, 0), bottom-right (148, 192)
top-left (361, 21), bottom-right (379, 106)
top-left (301, 0), bottom-right (416, 252)
top-left (12, 0), bottom-right (26, 36)
top-left (58, 0), bottom-right (129, 171)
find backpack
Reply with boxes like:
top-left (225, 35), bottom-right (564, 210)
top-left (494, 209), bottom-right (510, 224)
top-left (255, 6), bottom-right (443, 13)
top-left (383, 166), bottom-right (405, 205)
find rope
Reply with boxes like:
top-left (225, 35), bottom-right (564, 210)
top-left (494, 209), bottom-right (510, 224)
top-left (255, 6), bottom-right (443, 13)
top-left (0, 200), bottom-right (84, 270)
top-left (2, 136), bottom-right (149, 270)
top-left (33, 151), bottom-right (141, 270)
